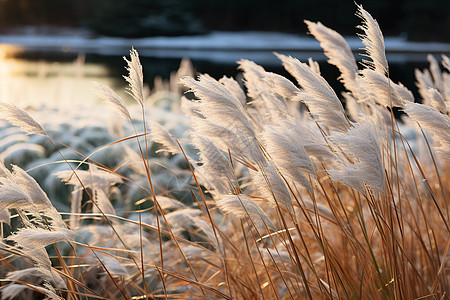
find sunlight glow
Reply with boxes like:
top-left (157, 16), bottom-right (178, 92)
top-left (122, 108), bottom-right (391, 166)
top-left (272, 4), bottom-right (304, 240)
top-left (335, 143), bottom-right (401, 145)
top-left (0, 45), bottom-right (120, 107)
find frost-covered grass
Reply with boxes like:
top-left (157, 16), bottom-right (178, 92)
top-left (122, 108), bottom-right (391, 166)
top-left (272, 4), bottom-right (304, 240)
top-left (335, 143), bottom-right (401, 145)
top-left (0, 5), bottom-right (449, 300)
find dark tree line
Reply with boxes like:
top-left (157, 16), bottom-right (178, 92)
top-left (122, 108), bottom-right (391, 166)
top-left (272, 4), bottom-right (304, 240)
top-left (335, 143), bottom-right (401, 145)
top-left (0, 0), bottom-right (448, 41)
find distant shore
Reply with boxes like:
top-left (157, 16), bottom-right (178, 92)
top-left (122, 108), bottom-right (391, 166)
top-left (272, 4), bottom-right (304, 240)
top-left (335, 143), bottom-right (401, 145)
top-left (1, 29), bottom-right (450, 65)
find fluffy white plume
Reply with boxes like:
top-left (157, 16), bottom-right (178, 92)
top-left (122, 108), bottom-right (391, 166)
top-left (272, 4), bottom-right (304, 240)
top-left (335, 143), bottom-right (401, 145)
top-left (0, 160), bottom-right (11, 177)
top-left (305, 20), bottom-right (358, 93)
top-left (415, 68), bottom-right (434, 102)
top-left (149, 121), bottom-right (180, 154)
top-left (11, 166), bottom-right (65, 227)
top-left (358, 69), bottom-right (414, 107)
top-left (276, 53), bottom-right (350, 132)
top-left (262, 72), bottom-right (302, 101)
top-left (193, 134), bottom-right (238, 195)
top-left (180, 74), bottom-right (254, 136)
top-left (1, 284), bottom-right (29, 300)
top-left (252, 162), bottom-right (293, 212)
top-left (0, 178), bottom-right (32, 211)
top-left (94, 82), bottom-right (132, 122)
top-left (98, 255), bottom-right (130, 277)
top-left (8, 227), bottom-right (77, 249)
top-left (219, 76), bottom-right (247, 105)
top-left (217, 194), bottom-right (276, 232)
top-left (262, 122), bottom-right (315, 190)
top-left (181, 75), bottom-right (264, 164)
top-left (154, 196), bottom-right (187, 211)
top-left (2, 280), bottom-right (63, 300)
top-left (427, 54), bottom-right (444, 93)
top-left (238, 60), bottom-right (300, 121)
top-left (0, 208), bottom-right (10, 225)
top-left (308, 57), bottom-right (321, 74)
top-left (237, 59), bottom-right (267, 100)
top-left (7, 227), bottom-right (76, 287)
top-left (426, 88), bottom-right (447, 114)
top-left (165, 208), bottom-right (202, 228)
top-left (442, 54), bottom-right (450, 72)
top-left (327, 122), bottom-right (385, 192)
top-left (262, 72), bottom-right (303, 119)
top-left (404, 102), bottom-right (450, 160)
top-left (191, 117), bottom-right (258, 161)
top-left (191, 217), bottom-right (223, 250)
top-left (124, 48), bottom-right (145, 105)
top-left (343, 92), bottom-right (364, 122)
top-left (0, 103), bottom-right (45, 135)
top-left (356, 5), bottom-right (388, 75)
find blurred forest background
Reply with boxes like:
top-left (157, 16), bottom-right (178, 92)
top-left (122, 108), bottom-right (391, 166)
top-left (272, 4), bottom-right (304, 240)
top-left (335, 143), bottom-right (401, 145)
top-left (0, 0), bottom-right (448, 41)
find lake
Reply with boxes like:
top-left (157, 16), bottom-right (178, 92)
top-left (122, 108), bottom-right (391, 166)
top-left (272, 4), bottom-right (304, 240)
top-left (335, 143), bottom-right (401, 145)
top-left (0, 42), bottom-right (435, 107)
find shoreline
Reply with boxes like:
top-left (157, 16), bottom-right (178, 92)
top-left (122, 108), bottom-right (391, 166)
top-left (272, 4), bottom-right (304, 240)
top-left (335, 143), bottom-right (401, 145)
top-left (1, 30), bottom-right (449, 64)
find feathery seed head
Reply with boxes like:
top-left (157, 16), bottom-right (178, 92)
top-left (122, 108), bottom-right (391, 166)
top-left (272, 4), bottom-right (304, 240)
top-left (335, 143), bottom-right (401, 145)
top-left (356, 5), bottom-right (388, 75)
top-left (124, 47), bottom-right (145, 106)
top-left (0, 103), bottom-right (45, 135)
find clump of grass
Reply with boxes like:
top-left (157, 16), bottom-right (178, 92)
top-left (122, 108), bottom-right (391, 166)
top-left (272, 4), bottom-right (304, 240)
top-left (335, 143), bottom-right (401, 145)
top-left (0, 4), bottom-right (449, 299)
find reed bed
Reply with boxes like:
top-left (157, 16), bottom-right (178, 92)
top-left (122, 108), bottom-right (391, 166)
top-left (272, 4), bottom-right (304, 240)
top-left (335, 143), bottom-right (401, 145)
top-left (0, 5), bottom-right (448, 299)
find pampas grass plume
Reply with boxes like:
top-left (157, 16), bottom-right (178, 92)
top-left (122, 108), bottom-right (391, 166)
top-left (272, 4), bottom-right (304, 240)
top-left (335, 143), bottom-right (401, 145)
top-left (305, 20), bottom-right (358, 92)
top-left (356, 4), bottom-right (388, 75)
top-left (124, 47), bottom-right (145, 106)
top-left (217, 194), bottom-right (277, 232)
top-left (0, 103), bottom-right (45, 135)
top-left (94, 82), bottom-right (132, 122)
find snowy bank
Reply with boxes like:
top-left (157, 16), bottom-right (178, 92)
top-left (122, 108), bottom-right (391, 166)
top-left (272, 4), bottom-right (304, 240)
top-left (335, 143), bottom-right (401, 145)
top-left (1, 31), bottom-right (450, 64)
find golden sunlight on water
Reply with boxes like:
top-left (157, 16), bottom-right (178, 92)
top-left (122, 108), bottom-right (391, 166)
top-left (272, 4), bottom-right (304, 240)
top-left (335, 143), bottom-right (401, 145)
top-left (0, 45), bottom-right (121, 108)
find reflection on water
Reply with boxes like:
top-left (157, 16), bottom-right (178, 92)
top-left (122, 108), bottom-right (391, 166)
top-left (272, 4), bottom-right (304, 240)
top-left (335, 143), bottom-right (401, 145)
top-left (0, 45), bottom-right (123, 107)
top-left (0, 45), bottom-right (431, 107)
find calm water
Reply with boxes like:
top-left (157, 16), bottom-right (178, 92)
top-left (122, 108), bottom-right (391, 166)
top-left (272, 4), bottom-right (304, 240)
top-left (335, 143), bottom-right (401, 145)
top-left (0, 46), bottom-right (430, 107)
